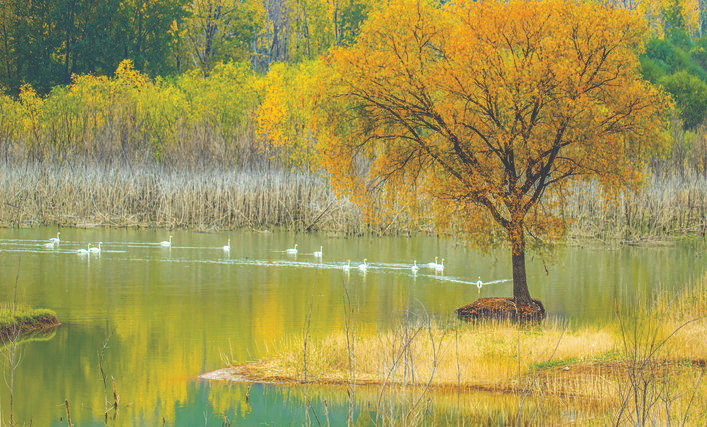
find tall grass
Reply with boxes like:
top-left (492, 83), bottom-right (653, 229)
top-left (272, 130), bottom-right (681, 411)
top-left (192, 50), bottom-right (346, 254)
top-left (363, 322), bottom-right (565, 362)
top-left (565, 167), bottom-right (707, 241)
top-left (0, 161), bottom-right (371, 232)
top-left (4, 158), bottom-right (707, 239)
top-left (243, 317), bottom-right (621, 393)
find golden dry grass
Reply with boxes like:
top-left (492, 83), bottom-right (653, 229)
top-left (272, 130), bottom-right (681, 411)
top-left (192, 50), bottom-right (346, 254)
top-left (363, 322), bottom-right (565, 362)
top-left (222, 317), bottom-right (707, 424)
top-left (219, 278), bottom-right (707, 426)
top-left (237, 319), bottom-right (620, 392)
top-left (3, 158), bottom-right (707, 240)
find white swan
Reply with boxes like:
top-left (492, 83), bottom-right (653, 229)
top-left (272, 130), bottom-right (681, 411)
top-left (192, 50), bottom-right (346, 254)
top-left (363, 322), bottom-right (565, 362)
top-left (286, 244), bottom-right (298, 255)
top-left (160, 236), bottom-right (172, 247)
top-left (89, 242), bottom-right (102, 253)
top-left (434, 259), bottom-right (445, 273)
top-left (223, 239), bottom-right (231, 251)
top-left (359, 259), bottom-right (368, 273)
top-left (427, 257), bottom-right (439, 269)
top-left (343, 260), bottom-right (350, 273)
top-left (77, 243), bottom-right (91, 255)
top-left (476, 277), bottom-right (483, 289)
top-left (313, 246), bottom-right (323, 258)
top-left (49, 232), bottom-right (61, 244)
top-left (411, 260), bottom-right (419, 274)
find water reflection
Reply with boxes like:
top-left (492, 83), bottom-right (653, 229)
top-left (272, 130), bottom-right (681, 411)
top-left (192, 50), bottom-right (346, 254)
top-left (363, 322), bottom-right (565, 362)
top-left (0, 228), bottom-right (703, 425)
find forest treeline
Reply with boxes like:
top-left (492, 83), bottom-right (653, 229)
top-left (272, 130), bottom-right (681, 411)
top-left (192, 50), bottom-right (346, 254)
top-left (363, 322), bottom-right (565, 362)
top-left (0, 0), bottom-right (371, 94)
top-left (2, 0), bottom-right (707, 238)
top-left (1, 0), bottom-right (707, 169)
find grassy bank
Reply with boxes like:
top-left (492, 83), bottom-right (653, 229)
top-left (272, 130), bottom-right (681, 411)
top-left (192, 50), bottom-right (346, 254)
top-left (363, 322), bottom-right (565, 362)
top-left (2, 161), bottom-right (707, 241)
top-left (210, 278), bottom-right (707, 424)
top-left (0, 308), bottom-right (59, 339)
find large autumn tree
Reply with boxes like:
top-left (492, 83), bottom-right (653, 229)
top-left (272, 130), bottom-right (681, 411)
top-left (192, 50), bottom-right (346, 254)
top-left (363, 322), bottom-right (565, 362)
top-left (317, 0), bottom-right (669, 304)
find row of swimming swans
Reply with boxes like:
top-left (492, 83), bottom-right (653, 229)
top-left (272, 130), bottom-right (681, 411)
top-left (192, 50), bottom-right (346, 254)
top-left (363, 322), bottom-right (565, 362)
top-left (53, 233), bottom-right (447, 276)
top-left (216, 242), bottom-right (442, 276)
top-left (287, 244), bottom-right (446, 275)
top-left (285, 244), bottom-right (325, 258)
top-left (342, 259), bottom-right (368, 273)
top-left (49, 234), bottom-right (440, 271)
top-left (340, 256), bottom-right (484, 289)
top-left (342, 257), bottom-right (446, 275)
top-left (85, 235), bottom-right (173, 253)
top-left (42, 232), bottom-right (104, 254)
top-left (50, 233), bottom-right (485, 287)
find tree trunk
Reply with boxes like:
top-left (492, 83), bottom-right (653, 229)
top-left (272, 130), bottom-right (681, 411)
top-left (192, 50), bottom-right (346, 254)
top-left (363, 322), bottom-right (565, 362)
top-left (510, 224), bottom-right (533, 305)
top-left (2, 23), bottom-right (11, 82)
top-left (65, 4), bottom-right (74, 84)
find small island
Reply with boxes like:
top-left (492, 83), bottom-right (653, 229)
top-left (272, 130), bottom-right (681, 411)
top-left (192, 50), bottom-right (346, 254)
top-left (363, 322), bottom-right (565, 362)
top-left (0, 308), bottom-right (59, 339)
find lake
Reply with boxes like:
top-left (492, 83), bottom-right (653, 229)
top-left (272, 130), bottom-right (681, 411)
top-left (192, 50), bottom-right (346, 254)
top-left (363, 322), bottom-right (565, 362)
top-left (0, 228), bottom-right (704, 425)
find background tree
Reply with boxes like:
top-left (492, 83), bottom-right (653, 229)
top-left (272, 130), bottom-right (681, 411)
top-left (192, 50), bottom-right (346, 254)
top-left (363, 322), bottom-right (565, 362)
top-left (183, 0), bottom-right (263, 76)
top-left (659, 70), bottom-right (707, 128)
top-left (0, 0), bottom-right (187, 94)
top-left (317, 0), bottom-right (669, 304)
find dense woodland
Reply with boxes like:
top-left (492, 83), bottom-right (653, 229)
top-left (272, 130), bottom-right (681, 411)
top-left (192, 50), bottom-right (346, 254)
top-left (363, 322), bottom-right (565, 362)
top-left (0, 0), bottom-right (370, 94)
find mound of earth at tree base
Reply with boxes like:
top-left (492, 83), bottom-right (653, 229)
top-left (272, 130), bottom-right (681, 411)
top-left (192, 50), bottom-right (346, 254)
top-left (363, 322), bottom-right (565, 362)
top-left (456, 297), bottom-right (546, 322)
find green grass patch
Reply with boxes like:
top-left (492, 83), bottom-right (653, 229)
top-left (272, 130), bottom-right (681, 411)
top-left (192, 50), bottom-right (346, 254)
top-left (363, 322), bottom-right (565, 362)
top-left (0, 308), bottom-right (58, 336)
top-left (531, 350), bottom-right (625, 371)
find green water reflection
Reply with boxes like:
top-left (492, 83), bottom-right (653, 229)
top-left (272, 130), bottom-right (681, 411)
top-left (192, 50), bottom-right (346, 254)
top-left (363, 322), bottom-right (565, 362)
top-left (0, 228), bottom-right (703, 425)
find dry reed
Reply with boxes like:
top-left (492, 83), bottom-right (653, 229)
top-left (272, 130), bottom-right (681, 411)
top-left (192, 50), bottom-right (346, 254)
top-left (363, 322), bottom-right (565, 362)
top-left (0, 161), bottom-right (369, 233)
top-left (2, 155), bottom-right (707, 241)
top-left (240, 319), bottom-right (621, 394)
top-left (565, 168), bottom-right (707, 241)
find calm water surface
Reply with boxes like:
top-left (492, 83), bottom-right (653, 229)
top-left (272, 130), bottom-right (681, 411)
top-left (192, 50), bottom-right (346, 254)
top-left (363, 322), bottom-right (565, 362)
top-left (0, 228), bottom-right (704, 425)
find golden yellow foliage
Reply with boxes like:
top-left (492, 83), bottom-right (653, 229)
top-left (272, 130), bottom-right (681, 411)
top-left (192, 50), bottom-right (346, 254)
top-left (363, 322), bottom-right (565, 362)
top-left (255, 62), bottom-right (322, 169)
top-left (316, 0), bottom-right (670, 302)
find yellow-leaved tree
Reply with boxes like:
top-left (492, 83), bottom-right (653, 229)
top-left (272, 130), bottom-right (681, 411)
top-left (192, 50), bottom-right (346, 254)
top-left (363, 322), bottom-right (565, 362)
top-left (316, 0), bottom-right (669, 305)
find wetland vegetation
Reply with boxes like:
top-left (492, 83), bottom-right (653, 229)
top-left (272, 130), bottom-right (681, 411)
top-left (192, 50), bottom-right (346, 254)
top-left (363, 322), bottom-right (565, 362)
top-left (1, 0), bottom-right (707, 424)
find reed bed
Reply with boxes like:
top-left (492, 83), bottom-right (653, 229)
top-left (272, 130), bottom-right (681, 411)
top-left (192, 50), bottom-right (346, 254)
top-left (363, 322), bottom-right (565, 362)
top-left (238, 319), bottom-right (621, 393)
top-left (2, 158), bottom-right (707, 240)
top-left (565, 168), bottom-right (707, 241)
top-left (232, 320), bottom-right (706, 424)
top-left (0, 162), bottom-right (370, 232)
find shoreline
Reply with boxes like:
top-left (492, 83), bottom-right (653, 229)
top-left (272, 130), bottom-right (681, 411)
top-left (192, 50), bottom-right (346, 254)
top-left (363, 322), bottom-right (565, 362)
top-left (199, 357), bottom-right (706, 400)
top-left (200, 280), bottom-right (707, 408)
